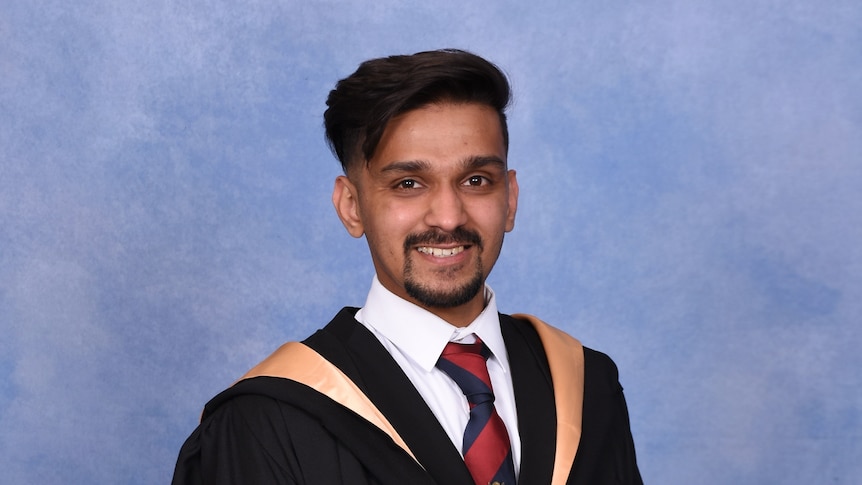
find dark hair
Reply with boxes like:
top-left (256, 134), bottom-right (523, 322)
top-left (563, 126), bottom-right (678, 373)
top-left (324, 49), bottom-right (512, 173)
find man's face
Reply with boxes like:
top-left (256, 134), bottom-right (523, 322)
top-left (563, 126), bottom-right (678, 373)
top-left (333, 102), bottom-right (518, 324)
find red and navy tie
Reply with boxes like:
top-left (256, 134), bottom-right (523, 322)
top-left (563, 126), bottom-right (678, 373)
top-left (437, 338), bottom-right (516, 485)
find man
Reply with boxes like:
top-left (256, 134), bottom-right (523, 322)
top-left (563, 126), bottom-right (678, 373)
top-left (173, 49), bottom-right (642, 484)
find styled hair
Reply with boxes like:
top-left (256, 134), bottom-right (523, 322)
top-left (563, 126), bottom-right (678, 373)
top-left (324, 49), bottom-right (511, 173)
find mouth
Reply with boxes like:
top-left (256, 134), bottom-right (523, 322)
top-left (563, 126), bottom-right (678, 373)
top-left (416, 245), bottom-right (467, 258)
top-left (404, 228), bottom-right (483, 261)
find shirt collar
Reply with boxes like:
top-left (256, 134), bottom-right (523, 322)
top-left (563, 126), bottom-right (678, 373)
top-left (356, 276), bottom-right (511, 374)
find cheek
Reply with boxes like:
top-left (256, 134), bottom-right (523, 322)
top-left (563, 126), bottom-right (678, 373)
top-left (371, 201), bottom-right (424, 236)
top-left (364, 230), bottom-right (404, 272)
top-left (361, 211), bottom-right (410, 257)
top-left (471, 200), bottom-right (511, 230)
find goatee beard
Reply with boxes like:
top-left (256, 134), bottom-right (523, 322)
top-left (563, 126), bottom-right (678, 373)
top-left (402, 228), bottom-right (484, 309)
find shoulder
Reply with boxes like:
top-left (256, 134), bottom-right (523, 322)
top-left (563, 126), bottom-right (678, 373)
top-left (202, 376), bottom-right (321, 419)
top-left (582, 346), bottom-right (624, 397)
top-left (198, 377), bottom-right (346, 448)
top-left (502, 313), bottom-right (622, 388)
top-left (583, 347), bottom-right (620, 378)
top-left (175, 377), bottom-right (382, 485)
top-left (174, 379), bottom-right (318, 485)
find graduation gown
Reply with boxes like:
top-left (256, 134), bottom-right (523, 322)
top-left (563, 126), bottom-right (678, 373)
top-left (172, 308), bottom-right (642, 484)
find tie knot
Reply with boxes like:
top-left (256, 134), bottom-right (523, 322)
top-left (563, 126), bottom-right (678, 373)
top-left (441, 337), bottom-right (491, 360)
top-left (436, 337), bottom-right (496, 406)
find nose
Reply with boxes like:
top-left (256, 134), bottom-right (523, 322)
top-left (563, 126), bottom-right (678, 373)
top-left (423, 184), bottom-right (468, 231)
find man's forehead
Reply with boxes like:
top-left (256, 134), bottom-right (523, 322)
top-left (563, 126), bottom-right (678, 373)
top-left (373, 104), bottom-right (503, 155)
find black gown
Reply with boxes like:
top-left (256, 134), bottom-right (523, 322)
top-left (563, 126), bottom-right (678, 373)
top-left (172, 308), bottom-right (642, 484)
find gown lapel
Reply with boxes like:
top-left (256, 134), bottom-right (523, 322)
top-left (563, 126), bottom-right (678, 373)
top-left (307, 308), bottom-right (475, 485)
top-left (501, 314), bottom-right (557, 484)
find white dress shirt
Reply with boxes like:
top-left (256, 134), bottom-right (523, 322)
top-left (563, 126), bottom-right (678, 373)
top-left (354, 276), bottom-right (522, 473)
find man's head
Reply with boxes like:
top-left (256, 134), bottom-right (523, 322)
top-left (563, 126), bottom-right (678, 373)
top-left (328, 50), bottom-right (518, 326)
top-left (324, 49), bottom-right (511, 175)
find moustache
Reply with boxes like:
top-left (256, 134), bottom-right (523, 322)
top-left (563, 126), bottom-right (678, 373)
top-left (403, 228), bottom-right (483, 253)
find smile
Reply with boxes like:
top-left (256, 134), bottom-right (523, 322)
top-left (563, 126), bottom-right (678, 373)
top-left (417, 246), bottom-right (466, 257)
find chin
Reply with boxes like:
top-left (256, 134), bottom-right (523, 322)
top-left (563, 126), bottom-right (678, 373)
top-left (404, 276), bottom-right (483, 309)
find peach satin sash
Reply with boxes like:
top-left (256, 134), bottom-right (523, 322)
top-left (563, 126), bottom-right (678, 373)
top-left (512, 314), bottom-right (584, 485)
top-left (238, 341), bottom-right (419, 463)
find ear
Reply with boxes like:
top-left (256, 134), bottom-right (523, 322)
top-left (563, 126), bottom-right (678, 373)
top-left (332, 175), bottom-right (365, 238)
top-left (505, 169), bottom-right (519, 232)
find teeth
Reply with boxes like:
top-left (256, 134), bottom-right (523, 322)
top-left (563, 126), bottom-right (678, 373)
top-left (417, 246), bottom-right (465, 257)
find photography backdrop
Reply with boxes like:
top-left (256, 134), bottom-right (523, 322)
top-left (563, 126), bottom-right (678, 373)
top-left (2, 1), bottom-right (860, 483)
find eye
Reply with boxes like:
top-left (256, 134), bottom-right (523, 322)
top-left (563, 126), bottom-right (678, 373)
top-left (396, 179), bottom-right (422, 190)
top-left (464, 175), bottom-right (489, 187)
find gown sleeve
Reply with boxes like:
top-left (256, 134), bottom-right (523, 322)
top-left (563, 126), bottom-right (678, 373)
top-left (571, 348), bottom-right (643, 485)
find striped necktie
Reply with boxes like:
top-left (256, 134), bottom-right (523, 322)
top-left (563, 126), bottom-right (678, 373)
top-left (436, 338), bottom-right (516, 485)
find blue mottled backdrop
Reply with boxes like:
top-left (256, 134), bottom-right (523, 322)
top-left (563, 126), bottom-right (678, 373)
top-left (2, 1), bottom-right (860, 483)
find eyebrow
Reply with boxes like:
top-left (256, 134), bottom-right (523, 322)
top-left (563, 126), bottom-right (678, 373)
top-left (463, 155), bottom-right (506, 171)
top-left (379, 155), bottom-right (506, 174)
top-left (379, 159), bottom-right (432, 174)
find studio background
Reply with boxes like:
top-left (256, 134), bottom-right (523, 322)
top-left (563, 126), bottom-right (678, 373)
top-left (2, 1), bottom-right (860, 483)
